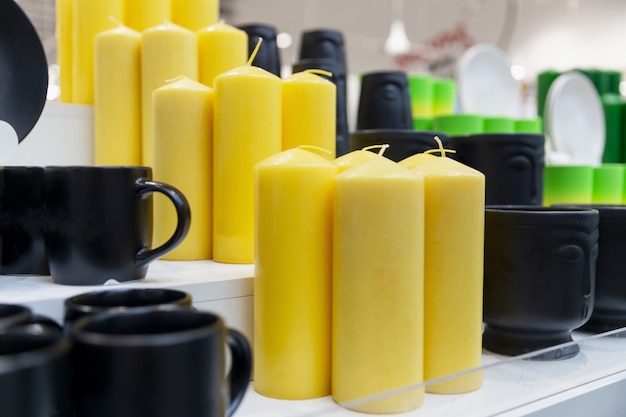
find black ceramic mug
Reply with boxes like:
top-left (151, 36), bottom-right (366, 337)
top-left (356, 71), bottom-right (413, 131)
top-left (483, 206), bottom-right (599, 360)
top-left (553, 205), bottom-right (626, 333)
top-left (238, 23), bottom-right (281, 77)
top-left (0, 304), bottom-right (60, 330)
top-left (0, 166), bottom-right (49, 275)
top-left (449, 133), bottom-right (545, 205)
top-left (0, 326), bottom-right (73, 417)
top-left (70, 306), bottom-right (252, 417)
top-left (64, 288), bottom-right (193, 326)
top-left (43, 166), bottom-right (191, 286)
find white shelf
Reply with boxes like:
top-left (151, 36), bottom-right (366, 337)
top-left (2, 261), bottom-right (626, 416)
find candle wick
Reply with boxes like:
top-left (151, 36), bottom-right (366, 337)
top-left (246, 38), bottom-right (263, 66)
top-left (108, 15), bottom-right (124, 27)
top-left (424, 136), bottom-right (455, 158)
top-left (304, 69), bottom-right (333, 79)
top-left (362, 144), bottom-right (390, 156)
top-left (297, 145), bottom-right (333, 158)
top-left (164, 75), bottom-right (188, 84)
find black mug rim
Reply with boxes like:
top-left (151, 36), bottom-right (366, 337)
top-left (71, 306), bottom-right (223, 347)
top-left (65, 288), bottom-right (192, 314)
top-left (0, 326), bottom-right (70, 374)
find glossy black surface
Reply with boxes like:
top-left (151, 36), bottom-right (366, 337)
top-left (43, 166), bottom-right (191, 286)
top-left (0, 303), bottom-right (60, 330)
top-left (483, 206), bottom-right (599, 359)
top-left (349, 129), bottom-right (451, 162)
top-left (70, 307), bottom-right (252, 417)
top-left (0, 327), bottom-right (72, 417)
top-left (64, 288), bottom-right (193, 325)
top-left (449, 133), bottom-right (545, 205)
top-left (356, 71), bottom-right (413, 131)
top-left (0, 166), bottom-right (48, 275)
top-left (0, 0), bottom-right (48, 142)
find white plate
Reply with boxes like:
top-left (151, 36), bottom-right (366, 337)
top-left (544, 72), bottom-right (605, 165)
top-left (457, 43), bottom-right (523, 117)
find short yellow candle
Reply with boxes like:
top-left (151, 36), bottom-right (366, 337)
top-left (197, 21), bottom-right (248, 88)
top-left (55, 0), bottom-right (72, 102)
top-left (333, 145), bottom-right (387, 173)
top-left (153, 77), bottom-right (214, 260)
top-left (71, 0), bottom-right (124, 104)
top-left (333, 156), bottom-right (425, 414)
top-left (141, 21), bottom-right (198, 166)
top-left (171, 0), bottom-right (219, 31)
top-left (213, 48), bottom-right (282, 264)
top-left (254, 147), bottom-right (337, 399)
top-left (412, 143), bottom-right (485, 394)
top-left (94, 22), bottom-right (141, 166)
top-left (125, 0), bottom-right (170, 32)
top-left (282, 70), bottom-right (336, 156)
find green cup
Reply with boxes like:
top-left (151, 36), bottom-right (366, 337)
top-left (432, 114), bottom-right (483, 137)
top-left (483, 117), bottom-right (515, 133)
top-left (593, 164), bottom-right (625, 204)
top-left (412, 116), bottom-right (433, 131)
top-left (601, 94), bottom-right (623, 164)
top-left (537, 69), bottom-right (560, 118)
top-left (432, 78), bottom-right (456, 116)
top-left (408, 74), bottom-right (434, 117)
top-left (514, 117), bottom-right (543, 134)
top-left (543, 165), bottom-right (594, 205)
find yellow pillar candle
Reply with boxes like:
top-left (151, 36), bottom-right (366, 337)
top-left (333, 145), bottom-right (388, 173)
top-left (153, 77), bottom-right (214, 260)
top-left (282, 70), bottom-right (336, 156)
top-left (412, 141), bottom-right (485, 394)
top-left (72, 0), bottom-right (124, 104)
top-left (333, 156), bottom-right (425, 414)
top-left (171, 0), bottom-right (219, 31)
top-left (213, 45), bottom-right (282, 264)
top-left (141, 21), bottom-right (198, 167)
top-left (55, 0), bottom-right (73, 102)
top-left (125, 0), bottom-right (170, 32)
top-left (197, 21), bottom-right (248, 88)
top-left (94, 22), bottom-right (142, 166)
top-left (254, 147), bottom-right (337, 399)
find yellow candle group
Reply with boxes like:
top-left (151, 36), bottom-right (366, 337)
top-left (213, 58), bottom-right (282, 264)
top-left (332, 155), bottom-right (425, 413)
top-left (254, 147), bottom-right (337, 399)
top-left (94, 22), bottom-right (141, 166)
top-left (153, 77), bottom-right (214, 260)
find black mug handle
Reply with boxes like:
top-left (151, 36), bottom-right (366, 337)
top-left (226, 329), bottom-right (252, 417)
top-left (134, 178), bottom-right (191, 266)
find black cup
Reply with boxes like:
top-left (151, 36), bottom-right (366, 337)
top-left (70, 306), bottom-right (252, 417)
top-left (64, 288), bottom-right (193, 326)
top-left (0, 326), bottom-right (73, 417)
top-left (0, 166), bottom-right (48, 275)
top-left (43, 166), bottom-right (191, 286)
top-left (483, 206), bottom-right (599, 359)
top-left (449, 133), bottom-right (545, 205)
top-left (349, 129), bottom-right (451, 162)
top-left (0, 304), bottom-right (60, 330)
top-left (356, 71), bottom-right (413, 131)
top-left (553, 204), bottom-right (626, 333)
top-left (293, 57), bottom-right (349, 156)
top-left (238, 23), bottom-right (281, 77)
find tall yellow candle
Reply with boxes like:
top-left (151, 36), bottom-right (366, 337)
top-left (412, 142), bottom-right (485, 394)
top-left (333, 156), bottom-right (425, 414)
top-left (171, 0), bottom-right (219, 31)
top-left (141, 21), bottom-right (198, 167)
top-left (254, 147), bottom-right (337, 399)
top-left (72, 0), bottom-right (124, 104)
top-left (282, 70), bottom-right (336, 156)
top-left (153, 77), bottom-right (214, 260)
top-left (94, 22), bottom-right (141, 166)
top-left (55, 0), bottom-right (72, 102)
top-left (125, 0), bottom-right (170, 31)
top-left (213, 45), bottom-right (282, 264)
top-left (197, 21), bottom-right (248, 88)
